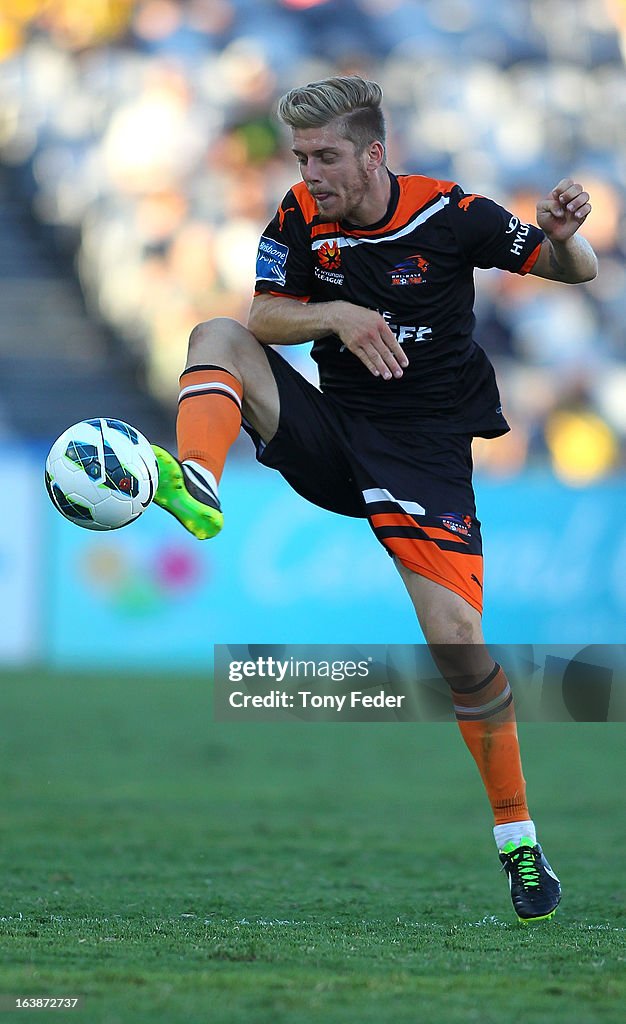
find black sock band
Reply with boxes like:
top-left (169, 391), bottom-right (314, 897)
top-left (180, 364), bottom-right (235, 378)
top-left (451, 661), bottom-right (500, 696)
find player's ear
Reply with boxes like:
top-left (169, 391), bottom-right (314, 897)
top-left (365, 140), bottom-right (385, 170)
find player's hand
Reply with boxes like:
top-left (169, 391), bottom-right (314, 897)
top-left (333, 303), bottom-right (409, 379)
top-left (536, 178), bottom-right (591, 243)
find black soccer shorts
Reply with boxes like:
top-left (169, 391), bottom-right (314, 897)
top-left (243, 346), bottom-right (484, 614)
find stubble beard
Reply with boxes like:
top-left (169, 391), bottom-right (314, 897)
top-left (332, 167), bottom-right (371, 223)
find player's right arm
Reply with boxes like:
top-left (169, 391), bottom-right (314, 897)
top-left (249, 188), bottom-right (407, 379)
top-left (529, 179), bottom-right (598, 283)
top-left (248, 294), bottom-right (408, 380)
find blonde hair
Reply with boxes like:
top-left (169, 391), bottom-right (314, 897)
top-left (277, 76), bottom-right (386, 155)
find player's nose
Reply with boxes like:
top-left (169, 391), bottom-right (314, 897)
top-left (302, 159), bottom-right (322, 183)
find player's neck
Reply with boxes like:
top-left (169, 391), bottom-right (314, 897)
top-left (345, 167), bottom-right (392, 227)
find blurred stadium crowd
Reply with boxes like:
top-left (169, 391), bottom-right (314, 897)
top-left (0, 0), bottom-right (625, 482)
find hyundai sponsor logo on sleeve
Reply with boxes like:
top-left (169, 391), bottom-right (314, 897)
top-left (509, 222), bottom-right (530, 256)
top-left (256, 236), bottom-right (289, 286)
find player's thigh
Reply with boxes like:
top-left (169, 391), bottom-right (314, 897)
top-left (395, 560), bottom-right (494, 686)
top-left (187, 317), bottom-right (280, 442)
top-left (245, 347), bottom-right (365, 518)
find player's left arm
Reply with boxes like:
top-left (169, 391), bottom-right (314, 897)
top-left (529, 178), bottom-right (598, 283)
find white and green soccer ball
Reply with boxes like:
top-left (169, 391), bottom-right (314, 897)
top-left (45, 418), bottom-right (159, 531)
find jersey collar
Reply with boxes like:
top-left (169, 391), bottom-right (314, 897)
top-left (340, 170), bottom-right (399, 233)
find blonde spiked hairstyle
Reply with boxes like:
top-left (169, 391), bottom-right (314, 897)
top-left (277, 76), bottom-right (386, 156)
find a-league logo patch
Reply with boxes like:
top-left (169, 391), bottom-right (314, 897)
top-left (318, 240), bottom-right (341, 270)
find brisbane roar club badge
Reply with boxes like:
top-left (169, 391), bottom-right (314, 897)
top-left (388, 254), bottom-right (429, 286)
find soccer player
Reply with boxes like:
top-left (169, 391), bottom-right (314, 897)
top-left (152, 77), bottom-right (597, 921)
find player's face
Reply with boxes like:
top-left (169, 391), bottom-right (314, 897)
top-left (291, 123), bottom-right (372, 223)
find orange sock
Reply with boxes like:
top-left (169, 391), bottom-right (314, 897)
top-left (177, 364), bottom-right (243, 483)
top-left (453, 664), bottom-right (530, 825)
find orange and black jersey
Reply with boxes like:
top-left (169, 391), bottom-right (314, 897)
top-left (254, 172), bottom-right (544, 436)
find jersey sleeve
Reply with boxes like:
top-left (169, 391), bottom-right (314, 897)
top-left (254, 189), bottom-right (313, 300)
top-left (447, 186), bottom-right (544, 274)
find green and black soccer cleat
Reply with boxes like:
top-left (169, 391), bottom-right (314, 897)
top-left (499, 838), bottom-right (561, 923)
top-left (151, 446), bottom-right (223, 540)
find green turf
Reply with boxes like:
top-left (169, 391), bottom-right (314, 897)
top-left (1, 669), bottom-right (624, 1023)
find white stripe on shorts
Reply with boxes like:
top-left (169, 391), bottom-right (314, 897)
top-left (362, 487), bottom-right (426, 516)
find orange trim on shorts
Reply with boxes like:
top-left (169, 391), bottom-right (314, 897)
top-left (384, 534), bottom-right (484, 614)
top-left (369, 508), bottom-right (483, 614)
top-left (369, 513), bottom-right (420, 529)
top-left (369, 514), bottom-right (471, 548)
top-left (418, 525), bottom-right (470, 546)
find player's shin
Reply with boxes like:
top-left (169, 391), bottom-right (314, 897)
top-left (452, 663), bottom-right (530, 826)
top-left (177, 365), bottom-right (243, 483)
top-left (151, 364), bottom-right (243, 539)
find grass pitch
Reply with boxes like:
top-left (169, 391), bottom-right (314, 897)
top-left (1, 669), bottom-right (624, 1023)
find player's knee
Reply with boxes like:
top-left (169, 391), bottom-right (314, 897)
top-left (426, 611), bottom-right (494, 689)
top-left (188, 317), bottom-right (250, 362)
top-left (423, 607), bottom-right (481, 648)
top-left (424, 609), bottom-right (484, 676)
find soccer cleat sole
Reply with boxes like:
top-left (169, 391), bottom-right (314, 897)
top-left (151, 445), bottom-right (223, 540)
top-left (517, 908), bottom-right (559, 925)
